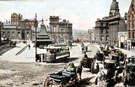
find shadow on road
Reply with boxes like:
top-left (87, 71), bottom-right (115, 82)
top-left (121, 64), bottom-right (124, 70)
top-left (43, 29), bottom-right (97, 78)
top-left (54, 57), bottom-right (79, 63)
top-left (68, 76), bottom-right (95, 87)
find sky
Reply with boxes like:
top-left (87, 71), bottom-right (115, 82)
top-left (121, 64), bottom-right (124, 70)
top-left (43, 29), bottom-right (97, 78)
top-left (0, 0), bottom-right (132, 30)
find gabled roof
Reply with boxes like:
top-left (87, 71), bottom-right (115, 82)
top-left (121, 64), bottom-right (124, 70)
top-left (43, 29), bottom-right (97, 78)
top-left (128, 0), bottom-right (134, 13)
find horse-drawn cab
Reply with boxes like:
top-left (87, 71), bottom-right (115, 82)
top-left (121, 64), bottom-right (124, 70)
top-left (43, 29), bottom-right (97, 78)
top-left (44, 62), bottom-right (81, 87)
top-left (111, 55), bottom-right (120, 67)
top-left (123, 56), bottom-right (135, 87)
top-left (96, 50), bottom-right (105, 62)
top-left (117, 50), bottom-right (126, 65)
top-left (104, 60), bottom-right (116, 79)
top-left (94, 60), bottom-right (116, 86)
top-left (111, 50), bottom-right (126, 68)
top-left (80, 54), bottom-right (94, 71)
top-left (104, 60), bottom-right (116, 70)
top-left (90, 51), bottom-right (105, 73)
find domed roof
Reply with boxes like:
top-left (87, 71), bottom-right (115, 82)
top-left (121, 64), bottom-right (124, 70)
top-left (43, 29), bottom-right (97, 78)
top-left (110, 0), bottom-right (119, 10)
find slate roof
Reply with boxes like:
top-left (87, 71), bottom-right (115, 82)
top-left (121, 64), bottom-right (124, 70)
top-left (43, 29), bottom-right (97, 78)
top-left (37, 22), bottom-right (52, 41)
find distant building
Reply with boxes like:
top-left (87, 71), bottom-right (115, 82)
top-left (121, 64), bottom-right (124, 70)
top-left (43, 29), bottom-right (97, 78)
top-left (11, 13), bottom-right (36, 28)
top-left (127, 0), bottom-right (135, 49)
top-left (88, 29), bottom-right (95, 42)
top-left (1, 23), bottom-right (31, 40)
top-left (73, 29), bottom-right (89, 42)
top-left (94, 0), bottom-right (127, 45)
top-left (49, 16), bottom-right (72, 44)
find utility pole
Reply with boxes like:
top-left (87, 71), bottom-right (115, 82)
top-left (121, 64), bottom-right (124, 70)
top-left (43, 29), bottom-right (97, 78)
top-left (0, 22), bottom-right (2, 44)
top-left (34, 16), bottom-right (38, 62)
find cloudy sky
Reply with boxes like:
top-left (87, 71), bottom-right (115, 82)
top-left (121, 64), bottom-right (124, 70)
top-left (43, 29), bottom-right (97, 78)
top-left (0, 0), bottom-right (131, 30)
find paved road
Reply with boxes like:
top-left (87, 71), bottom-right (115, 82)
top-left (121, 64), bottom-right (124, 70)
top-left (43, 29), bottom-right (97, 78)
top-left (0, 43), bottom-right (109, 87)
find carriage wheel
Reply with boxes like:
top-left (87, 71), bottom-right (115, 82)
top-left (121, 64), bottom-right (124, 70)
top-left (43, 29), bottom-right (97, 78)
top-left (44, 77), bottom-right (53, 87)
top-left (59, 81), bottom-right (67, 87)
top-left (75, 76), bottom-right (80, 84)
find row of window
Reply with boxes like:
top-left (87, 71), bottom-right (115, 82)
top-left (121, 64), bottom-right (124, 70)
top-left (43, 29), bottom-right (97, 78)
top-left (53, 26), bottom-right (69, 32)
top-left (101, 35), bottom-right (109, 41)
top-left (101, 29), bottom-right (109, 34)
top-left (1, 31), bottom-right (30, 36)
top-left (129, 32), bottom-right (135, 39)
top-left (96, 22), bottom-right (108, 27)
top-left (128, 22), bottom-right (135, 29)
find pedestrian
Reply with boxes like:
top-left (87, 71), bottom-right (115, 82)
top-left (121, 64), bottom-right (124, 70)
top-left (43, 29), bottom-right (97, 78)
top-left (84, 53), bottom-right (88, 58)
top-left (28, 44), bottom-right (30, 50)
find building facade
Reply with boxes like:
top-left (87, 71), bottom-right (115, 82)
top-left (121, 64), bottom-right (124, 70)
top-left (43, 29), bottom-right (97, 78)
top-left (1, 23), bottom-right (31, 40)
top-left (127, 0), bottom-right (135, 49)
top-left (94, 0), bottom-right (127, 46)
top-left (11, 13), bottom-right (36, 28)
top-left (95, 19), bottom-right (109, 44)
top-left (49, 16), bottom-right (73, 44)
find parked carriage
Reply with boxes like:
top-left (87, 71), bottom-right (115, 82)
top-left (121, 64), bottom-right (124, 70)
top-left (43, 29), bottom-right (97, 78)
top-left (44, 63), bottom-right (81, 87)
top-left (90, 51), bottom-right (105, 73)
top-left (95, 60), bottom-right (117, 87)
top-left (123, 57), bottom-right (135, 87)
top-left (96, 51), bottom-right (105, 61)
top-left (104, 60), bottom-right (117, 87)
top-left (80, 55), bottom-right (94, 72)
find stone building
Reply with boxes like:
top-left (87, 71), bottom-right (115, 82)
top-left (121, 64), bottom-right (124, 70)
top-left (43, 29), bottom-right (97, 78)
top-left (11, 13), bottom-right (36, 28)
top-left (127, 0), bottom-right (135, 49)
top-left (94, 0), bottom-right (127, 46)
top-left (1, 23), bottom-right (31, 40)
top-left (95, 19), bottom-right (109, 44)
top-left (49, 16), bottom-right (72, 44)
top-left (11, 13), bottom-right (23, 26)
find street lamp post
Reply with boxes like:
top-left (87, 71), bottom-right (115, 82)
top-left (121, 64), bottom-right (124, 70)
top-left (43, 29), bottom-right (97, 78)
top-left (34, 18), bottom-right (38, 62)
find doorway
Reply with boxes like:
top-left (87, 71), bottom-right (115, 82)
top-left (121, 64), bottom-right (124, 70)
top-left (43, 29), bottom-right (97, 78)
top-left (22, 30), bottom-right (25, 40)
